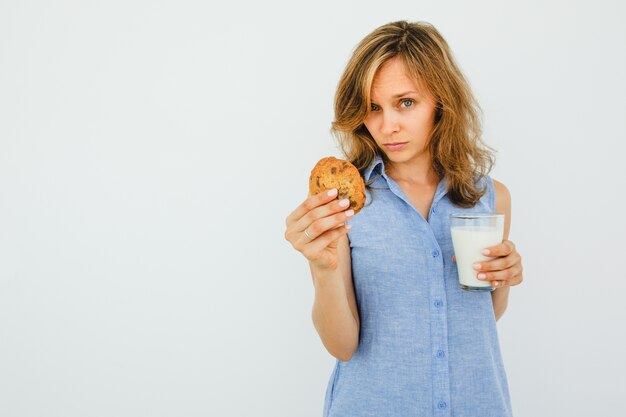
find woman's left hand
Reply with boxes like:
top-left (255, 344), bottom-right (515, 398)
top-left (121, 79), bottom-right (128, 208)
top-left (472, 239), bottom-right (523, 289)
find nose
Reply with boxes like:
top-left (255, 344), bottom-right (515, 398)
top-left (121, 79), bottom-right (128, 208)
top-left (380, 110), bottom-right (400, 135)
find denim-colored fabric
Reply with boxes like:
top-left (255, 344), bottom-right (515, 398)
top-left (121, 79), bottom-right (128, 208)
top-left (323, 156), bottom-right (512, 417)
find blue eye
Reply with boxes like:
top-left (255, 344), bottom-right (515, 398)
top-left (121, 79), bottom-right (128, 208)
top-left (401, 99), bottom-right (414, 108)
top-left (370, 103), bottom-right (380, 111)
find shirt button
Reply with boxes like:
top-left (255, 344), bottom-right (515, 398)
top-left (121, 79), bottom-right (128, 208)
top-left (436, 350), bottom-right (445, 358)
top-left (432, 249), bottom-right (439, 257)
top-left (434, 300), bottom-right (443, 308)
top-left (438, 401), bottom-right (447, 410)
top-left (431, 207), bottom-right (436, 214)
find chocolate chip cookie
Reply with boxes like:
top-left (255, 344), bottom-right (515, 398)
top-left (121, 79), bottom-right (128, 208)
top-left (309, 157), bottom-right (366, 214)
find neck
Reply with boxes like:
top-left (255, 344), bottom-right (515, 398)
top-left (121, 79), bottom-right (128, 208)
top-left (386, 157), bottom-right (440, 186)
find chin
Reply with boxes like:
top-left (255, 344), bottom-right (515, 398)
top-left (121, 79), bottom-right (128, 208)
top-left (385, 151), bottom-right (413, 163)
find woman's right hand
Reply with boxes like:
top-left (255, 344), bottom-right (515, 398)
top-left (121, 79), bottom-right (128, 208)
top-left (284, 188), bottom-right (355, 271)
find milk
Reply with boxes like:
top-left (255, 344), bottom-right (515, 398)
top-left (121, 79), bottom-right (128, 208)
top-left (451, 225), bottom-right (503, 290)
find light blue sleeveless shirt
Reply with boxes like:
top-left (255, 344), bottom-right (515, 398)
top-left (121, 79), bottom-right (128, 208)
top-left (323, 156), bottom-right (512, 417)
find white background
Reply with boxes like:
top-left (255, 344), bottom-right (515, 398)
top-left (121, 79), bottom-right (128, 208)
top-left (1, 1), bottom-right (625, 416)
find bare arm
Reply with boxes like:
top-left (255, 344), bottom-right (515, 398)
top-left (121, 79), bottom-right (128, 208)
top-left (492, 179), bottom-right (512, 320)
top-left (491, 279), bottom-right (510, 320)
top-left (311, 234), bottom-right (360, 361)
top-left (284, 189), bottom-right (360, 361)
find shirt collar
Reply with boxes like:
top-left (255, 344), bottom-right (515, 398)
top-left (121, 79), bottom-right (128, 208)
top-left (364, 155), bottom-right (385, 182)
top-left (363, 154), bottom-right (448, 206)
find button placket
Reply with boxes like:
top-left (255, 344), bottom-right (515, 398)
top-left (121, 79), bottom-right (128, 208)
top-left (428, 238), bottom-right (450, 416)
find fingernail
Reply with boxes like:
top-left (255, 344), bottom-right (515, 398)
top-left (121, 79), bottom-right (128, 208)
top-left (482, 249), bottom-right (490, 255)
top-left (327, 188), bottom-right (338, 197)
top-left (493, 282), bottom-right (499, 287)
top-left (345, 209), bottom-right (355, 217)
top-left (339, 199), bottom-right (350, 207)
top-left (477, 273), bottom-right (486, 279)
top-left (473, 263), bottom-right (481, 270)
top-left (345, 224), bottom-right (352, 230)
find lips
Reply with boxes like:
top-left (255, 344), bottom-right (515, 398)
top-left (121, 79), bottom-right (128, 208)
top-left (383, 142), bottom-right (408, 151)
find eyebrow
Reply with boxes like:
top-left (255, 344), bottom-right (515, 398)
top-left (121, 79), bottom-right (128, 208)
top-left (371, 91), bottom-right (422, 102)
top-left (391, 91), bottom-right (421, 98)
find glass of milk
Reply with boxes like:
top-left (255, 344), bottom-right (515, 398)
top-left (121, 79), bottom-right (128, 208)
top-left (450, 213), bottom-right (505, 291)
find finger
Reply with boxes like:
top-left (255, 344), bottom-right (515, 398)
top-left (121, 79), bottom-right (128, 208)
top-left (293, 197), bottom-right (352, 234)
top-left (286, 188), bottom-right (339, 225)
top-left (298, 208), bottom-right (355, 243)
top-left (502, 266), bottom-right (524, 287)
top-left (491, 274), bottom-right (523, 288)
top-left (473, 251), bottom-right (521, 273)
top-left (476, 263), bottom-right (523, 283)
top-left (493, 275), bottom-right (522, 288)
top-left (481, 240), bottom-right (515, 258)
top-left (301, 224), bottom-right (351, 259)
top-left (452, 255), bottom-right (456, 263)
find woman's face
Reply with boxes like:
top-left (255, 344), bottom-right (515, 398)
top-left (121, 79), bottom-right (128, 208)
top-left (363, 57), bottom-right (438, 167)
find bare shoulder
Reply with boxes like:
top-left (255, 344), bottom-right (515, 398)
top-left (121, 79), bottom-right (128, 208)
top-left (492, 178), bottom-right (512, 239)
top-left (492, 178), bottom-right (511, 214)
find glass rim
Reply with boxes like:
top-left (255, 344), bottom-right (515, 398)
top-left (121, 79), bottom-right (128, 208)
top-left (449, 213), bottom-right (505, 219)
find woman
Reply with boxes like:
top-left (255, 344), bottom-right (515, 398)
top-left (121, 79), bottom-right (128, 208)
top-left (284, 20), bottom-right (523, 416)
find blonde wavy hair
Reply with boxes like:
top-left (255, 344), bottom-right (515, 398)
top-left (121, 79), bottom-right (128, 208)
top-left (332, 20), bottom-right (495, 208)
